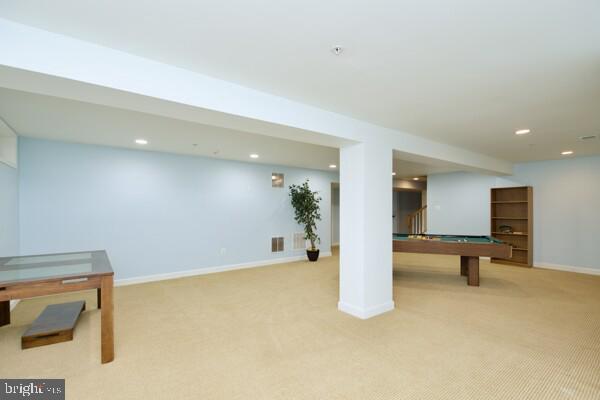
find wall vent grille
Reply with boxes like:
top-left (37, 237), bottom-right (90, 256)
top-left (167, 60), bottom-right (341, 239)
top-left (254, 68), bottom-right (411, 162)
top-left (271, 237), bottom-right (284, 252)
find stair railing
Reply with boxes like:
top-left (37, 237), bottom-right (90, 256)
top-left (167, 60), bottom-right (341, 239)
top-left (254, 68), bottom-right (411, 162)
top-left (407, 205), bottom-right (427, 234)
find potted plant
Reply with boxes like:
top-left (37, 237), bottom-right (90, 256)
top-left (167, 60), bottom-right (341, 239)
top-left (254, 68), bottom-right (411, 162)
top-left (289, 179), bottom-right (322, 261)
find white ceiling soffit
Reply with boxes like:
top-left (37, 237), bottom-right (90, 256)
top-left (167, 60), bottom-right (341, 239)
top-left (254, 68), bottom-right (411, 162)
top-left (0, 87), bottom-right (457, 177)
top-left (0, 0), bottom-right (598, 162)
top-left (393, 150), bottom-right (462, 178)
top-left (0, 88), bottom-right (340, 171)
top-left (0, 65), bottom-right (353, 151)
top-left (392, 159), bottom-right (458, 179)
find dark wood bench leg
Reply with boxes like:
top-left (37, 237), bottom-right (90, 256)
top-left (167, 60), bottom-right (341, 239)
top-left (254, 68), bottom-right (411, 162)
top-left (467, 257), bottom-right (480, 286)
top-left (97, 288), bottom-right (101, 309)
top-left (460, 256), bottom-right (469, 276)
top-left (0, 300), bottom-right (10, 327)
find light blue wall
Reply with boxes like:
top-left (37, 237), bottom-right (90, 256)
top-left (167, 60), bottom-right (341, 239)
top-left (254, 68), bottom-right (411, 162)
top-left (0, 160), bottom-right (19, 256)
top-left (428, 156), bottom-right (600, 270)
top-left (427, 172), bottom-right (496, 235)
top-left (19, 138), bottom-right (338, 280)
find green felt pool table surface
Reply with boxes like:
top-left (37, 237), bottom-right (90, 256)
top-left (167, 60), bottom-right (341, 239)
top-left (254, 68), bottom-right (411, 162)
top-left (393, 234), bottom-right (504, 244)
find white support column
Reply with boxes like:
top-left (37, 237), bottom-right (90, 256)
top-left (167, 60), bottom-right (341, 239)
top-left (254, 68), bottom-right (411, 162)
top-left (338, 141), bottom-right (394, 319)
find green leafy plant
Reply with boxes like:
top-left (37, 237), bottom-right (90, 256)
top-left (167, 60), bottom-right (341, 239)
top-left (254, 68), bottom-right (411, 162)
top-left (289, 179), bottom-right (322, 251)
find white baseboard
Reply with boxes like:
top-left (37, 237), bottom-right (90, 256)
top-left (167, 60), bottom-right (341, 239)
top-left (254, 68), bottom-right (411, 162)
top-left (115, 251), bottom-right (332, 287)
top-left (534, 262), bottom-right (600, 276)
top-left (10, 299), bottom-right (20, 310)
top-left (487, 257), bottom-right (599, 276)
top-left (338, 300), bottom-right (395, 319)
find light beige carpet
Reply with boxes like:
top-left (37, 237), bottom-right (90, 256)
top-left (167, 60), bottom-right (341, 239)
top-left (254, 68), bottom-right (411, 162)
top-left (1, 250), bottom-right (599, 399)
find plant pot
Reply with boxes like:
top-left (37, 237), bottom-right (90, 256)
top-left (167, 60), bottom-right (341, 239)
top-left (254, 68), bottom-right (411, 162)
top-left (306, 249), bottom-right (320, 262)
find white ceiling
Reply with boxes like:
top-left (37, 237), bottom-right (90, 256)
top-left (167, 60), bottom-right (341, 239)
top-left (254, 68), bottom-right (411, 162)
top-left (0, 88), bottom-right (340, 171)
top-left (1, 0), bottom-right (598, 162)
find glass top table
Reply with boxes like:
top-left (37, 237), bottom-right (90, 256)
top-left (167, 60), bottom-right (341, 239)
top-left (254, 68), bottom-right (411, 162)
top-left (0, 250), bottom-right (115, 364)
top-left (0, 250), bottom-right (113, 286)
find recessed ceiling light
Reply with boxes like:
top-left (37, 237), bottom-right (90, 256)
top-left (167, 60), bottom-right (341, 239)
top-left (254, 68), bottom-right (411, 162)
top-left (561, 150), bottom-right (574, 155)
top-left (329, 164), bottom-right (337, 169)
top-left (392, 172), bottom-right (396, 176)
top-left (135, 139), bottom-right (148, 145)
top-left (413, 177), bottom-right (419, 181)
top-left (515, 129), bottom-right (531, 135)
top-left (250, 154), bottom-right (259, 159)
top-left (331, 46), bottom-right (344, 55)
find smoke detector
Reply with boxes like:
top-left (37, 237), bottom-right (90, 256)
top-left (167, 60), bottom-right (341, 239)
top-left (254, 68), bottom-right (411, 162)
top-left (331, 46), bottom-right (344, 55)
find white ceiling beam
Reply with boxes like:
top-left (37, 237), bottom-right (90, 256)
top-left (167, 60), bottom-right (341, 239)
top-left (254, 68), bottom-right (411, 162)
top-left (0, 18), bottom-right (512, 174)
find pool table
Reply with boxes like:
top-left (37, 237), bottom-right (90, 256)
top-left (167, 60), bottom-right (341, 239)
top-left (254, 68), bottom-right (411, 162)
top-left (393, 234), bottom-right (512, 286)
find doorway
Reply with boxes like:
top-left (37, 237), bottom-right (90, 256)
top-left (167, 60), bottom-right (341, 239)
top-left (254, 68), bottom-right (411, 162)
top-left (392, 190), bottom-right (423, 233)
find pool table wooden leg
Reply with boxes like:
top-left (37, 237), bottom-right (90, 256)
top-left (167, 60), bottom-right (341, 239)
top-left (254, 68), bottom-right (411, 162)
top-left (460, 256), bottom-right (469, 276)
top-left (466, 257), bottom-right (479, 286)
top-left (0, 300), bottom-right (10, 327)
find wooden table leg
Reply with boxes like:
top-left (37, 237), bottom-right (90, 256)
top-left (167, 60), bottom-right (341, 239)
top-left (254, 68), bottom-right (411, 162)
top-left (97, 288), bottom-right (102, 309)
top-left (466, 256), bottom-right (480, 286)
top-left (460, 256), bottom-right (468, 276)
top-left (100, 276), bottom-right (114, 363)
top-left (0, 300), bottom-right (10, 327)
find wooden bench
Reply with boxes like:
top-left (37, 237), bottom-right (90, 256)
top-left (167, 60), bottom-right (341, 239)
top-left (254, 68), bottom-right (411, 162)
top-left (22, 300), bottom-right (86, 349)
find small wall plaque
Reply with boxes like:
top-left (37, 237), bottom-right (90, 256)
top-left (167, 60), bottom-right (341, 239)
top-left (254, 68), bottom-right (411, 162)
top-left (272, 173), bottom-right (284, 188)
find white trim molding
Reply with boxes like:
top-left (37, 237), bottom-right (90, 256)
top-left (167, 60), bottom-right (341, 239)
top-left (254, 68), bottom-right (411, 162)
top-left (534, 262), bottom-right (600, 276)
top-left (0, 117), bottom-right (18, 168)
top-left (115, 252), bottom-right (332, 287)
top-left (338, 300), bottom-right (395, 320)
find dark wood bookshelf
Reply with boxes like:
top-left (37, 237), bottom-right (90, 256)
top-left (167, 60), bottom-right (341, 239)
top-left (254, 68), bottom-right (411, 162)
top-left (490, 186), bottom-right (533, 267)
